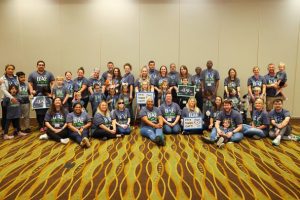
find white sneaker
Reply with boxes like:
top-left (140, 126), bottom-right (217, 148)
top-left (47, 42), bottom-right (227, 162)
top-left (39, 134), bottom-right (49, 140)
top-left (272, 137), bottom-right (281, 146)
top-left (3, 134), bottom-right (14, 140)
top-left (60, 138), bottom-right (70, 144)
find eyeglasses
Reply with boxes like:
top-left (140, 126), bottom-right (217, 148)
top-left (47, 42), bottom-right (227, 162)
top-left (118, 102), bottom-right (124, 104)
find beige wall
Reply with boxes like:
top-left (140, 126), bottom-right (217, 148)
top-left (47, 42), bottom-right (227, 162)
top-left (0, 0), bottom-right (300, 117)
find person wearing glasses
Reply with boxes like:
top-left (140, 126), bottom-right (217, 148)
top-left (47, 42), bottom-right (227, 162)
top-left (112, 98), bottom-right (131, 135)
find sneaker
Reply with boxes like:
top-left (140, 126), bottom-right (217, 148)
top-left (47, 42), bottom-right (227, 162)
top-left (253, 135), bottom-right (261, 140)
top-left (3, 134), bottom-right (14, 140)
top-left (216, 137), bottom-right (224, 148)
top-left (18, 132), bottom-right (27, 136)
top-left (201, 136), bottom-right (216, 144)
top-left (218, 143), bottom-right (225, 148)
top-left (81, 137), bottom-right (90, 148)
top-left (39, 134), bottom-right (49, 140)
top-left (60, 138), bottom-right (70, 144)
top-left (272, 137), bottom-right (281, 146)
top-left (154, 136), bottom-right (161, 145)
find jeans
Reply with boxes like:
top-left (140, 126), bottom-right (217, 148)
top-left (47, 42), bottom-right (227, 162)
top-left (46, 128), bottom-right (69, 142)
top-left (269, 125), bottom-right (291, 139)
top-left (92, 128), bottom-right (118, 140)
top-left (210, 127), bottom-right (244, 142)
top-left (163, 124), bottom-right (181, 134)
top-left (242, 124), bottom-right (267, 138)
top-left (117, 126), bottom-right (131, 135)
top-left (69, 129), bottom-right (89, 144)
top-left (4, 118), bottom-right (20, 135)
top-left (140, 126), bottom-right (164, 141)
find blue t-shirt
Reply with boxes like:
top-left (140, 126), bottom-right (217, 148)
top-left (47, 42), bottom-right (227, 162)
top-left (66, 112), bottom-right (91, 129)
top-left (121, 73), bottom-right (135, 86)
top-left (168, 71), bottom-right (180, 87)
top-left (19, 82), bottom-right (30, 104)
top-left (264, 74), bottom-right (278, 97)
top-left (73, 77), bottom-right (89, 98)
top-left (149, 69), bottom-right (159, 85)
top-left (247, 75), bottom-right (266, 93)
top-left (159, 102), bottom-right (181, 123)
top-left (112, 108), bottom-right (130, 124)
top-left (89, 92), bottom-right (106, 113)
top-left (106, 94), bottom-right (119, 111)
top-left (64, 80), bottom-right (74, 98)
top-left (224, 77), bottom-right (240, 92)
top-left (139, 106), bottom-right (162, 127)
top-left (200, 69), bottom-right (220, 92)
top-left (28, 71), bottom-right (55, 95)
top-left (52, 86), bottom-right (69, 101)
top-left (192, 74), bottom-right (202, 91)
top-left (154, 75), bottom-right (170, 88)
top-left (252, 110), bottom-right (269, 131)
top-left (3, 96), bottom-right (21, 119)
top-left (181, 107), bottom-right (202, 118)
top-left (93, 112), bottom-right (112, 128)
top-left (89, 77), bottom-right (103, 89)
top-left (44, 109), bottom-right (68, 129)
top-left (216, 110), bottom-right (242, 129)
top-left (269, 109), bottom-right (290, 124)
top-left (276, 71), bottom-right (287, 82)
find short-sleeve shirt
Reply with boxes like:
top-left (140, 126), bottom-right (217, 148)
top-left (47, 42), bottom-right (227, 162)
top-left (28, 71), bottom-right (55, 95)
top-left (269, 109), bottom-right (290, 124)
top-left (276, 71), bottom-right (287, 82)
top-left (121, 73), bottom-right (135, 86)
top-left (159, 102), bottom-right (181, 123)
top-left (73, 77), bottom-right (89, 98)
top-left (93, 112), bottom-right (112, 128)
top-left (135, 78), bottom-right (152, 90)
top-left (89, 77), bottom-right (103, 89)
top-left (139, 106), bottom-right (162, 127)
top-left (112, 108), bottom-right (130, 124)
top-left (200, 69), bottom-right (220, 92)
top-left (216, 110), bottom-right (242, 129)
top-left (52, 86), bottom-right (69, 101)
top-left (149, 69), bottom-right (159, 85)
top-left (168, 71), bottom-right (180, 87)
top-left (252, 110), bottom-right (269, 131)
top-left (224, 77), bottom-right (240, 91)
top-left (181, 107), bottom-right (202, 118)
top-left (247, 75), bottom-right (266, 93)
top-left (154, 75), bottom-right (169, 87)
top-left (3, 96), bottom-right (21, 119)
top-left (44, 110), bottom-right (68, 129)
top-left (89, 92), bottom-right (106, 112)
top-left (64, 80), bottom-right (74, 98)
top-left (191, 74), bottom-right (202, 91)
top-left (106, 94), bottom-right (119, 111)
top-left (19, 82), bottom-right (30, 104)
top-left (66, 112), bottom-right (91, 129)
top-left (264, 74), bottom-right (278, 97)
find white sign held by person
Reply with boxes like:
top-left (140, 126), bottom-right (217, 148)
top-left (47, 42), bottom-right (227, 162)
top-left (136, 92), bottom-right (154, 104)
top-left (183, 117), bottom-right (203, 130)
top-left (32, 96), bottom-right (52, 109)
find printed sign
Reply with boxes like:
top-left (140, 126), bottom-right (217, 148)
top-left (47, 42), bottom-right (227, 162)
top-left (183, 117), bottom-right (203, 130)
top-left (136, 92), bottom-right (154, 104)
top-left (177, 85), bottom-right (195, 97)
top-left (32, 96), bottom-right (52, 109)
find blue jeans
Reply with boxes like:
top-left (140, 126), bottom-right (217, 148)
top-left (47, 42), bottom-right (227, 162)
top-left (242, 124), bottom-right (267, 138)
top-left (117, 126), bottom-right (131, 135)
top-left (69, 129), bottom-right (89, 144)
top-left (210, 127), bottom-right (243, 143)
top-left (163, 124), bottom-right (181, 134)
top-left (140, 126), bottom-right (164, 141)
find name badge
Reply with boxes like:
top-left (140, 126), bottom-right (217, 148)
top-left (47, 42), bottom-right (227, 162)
top-left (196, 88), bottom-right (200, 92)
top-left (207, 83), bottom-right (212, 86)
top-left (54, 123), bottom-right (60, 128)
top-left (167, 117), bottom-right (172, 122)
top-left (183, 100), bottom-right (187, 104)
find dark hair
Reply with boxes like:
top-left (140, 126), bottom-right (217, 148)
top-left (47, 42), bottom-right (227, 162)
top-left (112, 67), bottom-right (122, 80)
top-left (8, 85), bottom-right (19, 94)
top-left (223, 99), bottom-right (233, 105)
top-left (93, 83), bottom-right (100, 88)
top-left (5, 64), bottom-right (15, 72)
top-left (77, 67), bottom-right (85, 73)
top-left (213, 96), bottom-right (223, 112)
top-left (273, 99), bottom-right (283, 104)
top-left (180, 65), bottom-right (189, 78)
top-left (203, 90), bottom-right (213, 98)
top-left (37, 60), bottom-right (45, 66)
top-left (107, 61), bottom-right (114, 65)
top-left (148, 60), bottom-right (155, 65)
top-left (65, 71), bottom-right (72, 76)
top-left (73, 102), bottom-right (83, 108)
top-left (228, 68), bottom-right (237, 79)
top-left (124, 63), bottom-right (132, 70)
top-left (50, 97), bottom-right (66, 116)
top-left (16, 71), bottom-right (25, 77)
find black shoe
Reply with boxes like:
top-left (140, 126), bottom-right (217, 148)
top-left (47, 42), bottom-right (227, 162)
top-left (201, 136), bottom-right (216, 144)
top-left (24, 128), bottom-right (31, 133)
top-left (101, 137), bottom-right (108, 141)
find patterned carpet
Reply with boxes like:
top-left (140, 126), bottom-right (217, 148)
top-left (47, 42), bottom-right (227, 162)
top-left (0, 123), bottom-right (300, 200)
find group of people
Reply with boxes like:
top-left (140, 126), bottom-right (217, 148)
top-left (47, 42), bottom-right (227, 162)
top-left (0, 59), bottom-right (298, 148)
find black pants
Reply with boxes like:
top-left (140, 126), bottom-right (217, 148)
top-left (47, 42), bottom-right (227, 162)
top-left (4, 118), bottom-right (20, 135)
top-left (1, 102), bottom-right (7, 129)
top-left (46, 128), bottom-right (69, 142)
top-left (92, 129), bottom-right (118, 140)
top-left (35, 109), bottom-right (48, 129)
top-left (82, 97), bottom-right (89, 109)
top-left (67, 98), bottom-right (73, 112)
top-left (171, 88), bottom-right (178, 104)
top-left (195, 91), bottom-right (203, 112)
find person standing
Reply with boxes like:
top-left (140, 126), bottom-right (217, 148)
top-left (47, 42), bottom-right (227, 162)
top-left (264, 63), bottom-right (281, 111)
top-left (28, 60), bottom-right (55, 132)
top-left (200, 60), bottom-right (220, 97)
